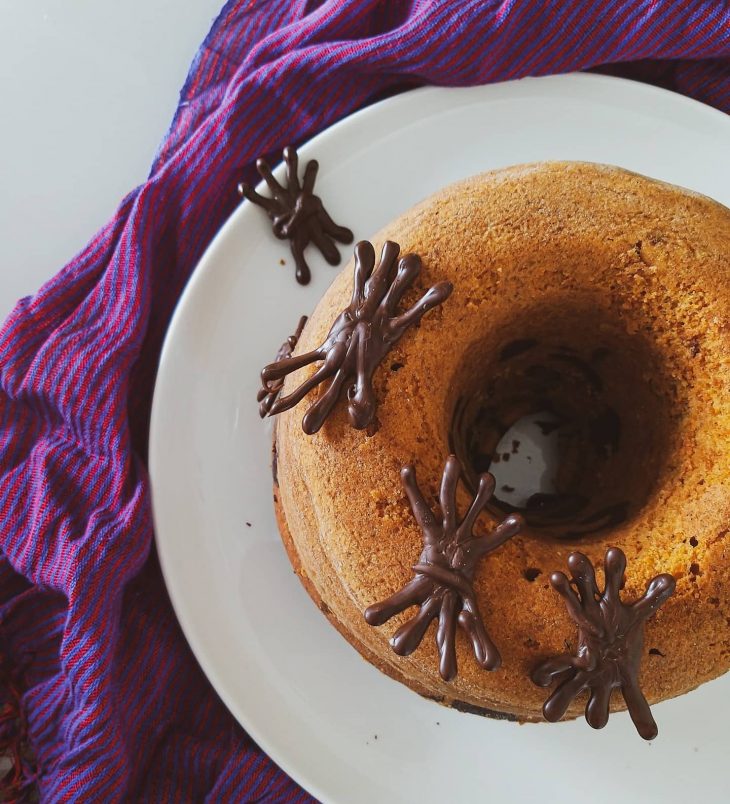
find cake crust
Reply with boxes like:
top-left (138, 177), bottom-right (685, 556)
top-left (272, 162), bottom-right (730, 721)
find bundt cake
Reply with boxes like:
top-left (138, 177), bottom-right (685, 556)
top-left (261, 162), bottom-right (730, 731)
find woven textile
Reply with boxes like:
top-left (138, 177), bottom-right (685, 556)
top-left (1, 1), bottom-right (729, 800)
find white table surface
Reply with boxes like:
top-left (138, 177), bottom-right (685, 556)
top-left (0, 1), bottom-right (224, 320)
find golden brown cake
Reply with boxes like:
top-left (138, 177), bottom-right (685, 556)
top-left (271, 162), bottom-right (730, 724)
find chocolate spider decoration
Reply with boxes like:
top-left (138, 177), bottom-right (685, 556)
top-left (257, 315), bottom-right (308, 417)
top-left (238, 146), bottom-right (353, 285)
top-left (365, 456), bottom-right (524, 681)
top-left (259, 240), bottom-right (453, 434)
top-left (531, 547), bottom-right (675, 740)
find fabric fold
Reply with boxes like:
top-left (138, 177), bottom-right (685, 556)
top-left (1, 1), bottom-right (729, 799)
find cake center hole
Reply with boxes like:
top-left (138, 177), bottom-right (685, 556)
top-left (489, 411), bottom-right (561, 508)
top-left (449, 307), bottom-right (675, 541)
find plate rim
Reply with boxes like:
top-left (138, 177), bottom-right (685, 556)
top-left (149, 72), bottom-right (730, 802)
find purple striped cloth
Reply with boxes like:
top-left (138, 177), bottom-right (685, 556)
top-left (1, 1), bottom-right (729, 800)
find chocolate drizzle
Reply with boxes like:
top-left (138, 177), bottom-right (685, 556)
top-left (259, 241), bottom-right (452, 434)
top-left (257, 316), bottom-right (308, 417)
top-left (531, 547), bottom-right (675, 739)
top-left (364, 456), bottom-right (523, 680)
top-left (238, 146), bottom-right (353, 285)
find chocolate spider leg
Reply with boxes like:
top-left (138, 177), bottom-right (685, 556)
top-left (630, 573), bottom-right (676, 622)
top-left (621, 674), bottom-right (658, 740)
top-left (308, 219), bottom-right (342, 265)
top-left (351, 241), bottom-right (376, 308)
top-left (549, 571), bottom-right (604, 638)
top-left (436, 589), bottom-right (459, 680)
top-left (361, 241), bottom-right (401, 318)
top-left (316, 203), bottom-right (354, 244)
top-left (237, 181), bottom-right (278, 213)
top-left (399, 465), bottom-right (438, 534)
top-left (255, 158), bottom-right (291, 205)
top-left (476, 512), bottom-right (524, 555)
top-left (301, 157), bottom-right (318, 196)
top-left (542, 670), bottom-right (590, 722)
top-left (282, 146), bottom-right (302, 196)
top-left (531, 654), bottom-right (581, 687)
top-left (479, 514), bottom-right (525, 554)
top-left (258, 391), bottom-right (275, 417)
top-left (364, 574), bottom-right (433, 625)
top-left (457, 471), bottom-right (495, 539)
top-left (389, 281), bottom-right (454, 335)
top-left (292, 315), bottom-right (308, 340)
top-left (439, 455), bottom-right (461, 534)
top-left (269, 343), bottom-right (345, 416)
top-left (301, 356), bottom-right (355, 434)
top-left (261, 347), bottom-right (323, 385)
top-left (458, 592), bottom-right (501, 670)
top-left (566, 552), bottom-right (602, 624)
top-left (585, 680), bottom-right (612, 730)
top-left (380, 254), bottom-right (421, 317)
top-left (258, 384), bottom-right (283, 417)
top-left (289, 237), bottom-right (312, 285)
top-left (346, 331), bottom-right (377, 429)
top-left (602, 547), bottom-right (627, 607)
top-left (390, 593), bottom-right (443, 656)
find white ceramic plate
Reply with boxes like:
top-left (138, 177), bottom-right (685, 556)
top-left (150, 74), bottom-right (730, 804)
